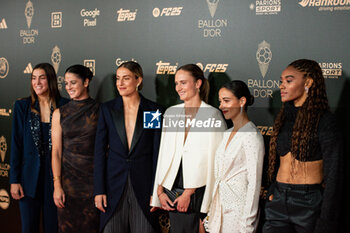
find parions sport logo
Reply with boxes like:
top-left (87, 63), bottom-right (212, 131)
top-left (298, 0), bottom-right (350, 11)
top-left (249, 0), bottom-right (281, 15)
top-left (319, 62), bottom-right (342, 79)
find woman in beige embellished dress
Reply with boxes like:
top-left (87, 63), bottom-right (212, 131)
top-left (208, 80), bottom-right (264, 233)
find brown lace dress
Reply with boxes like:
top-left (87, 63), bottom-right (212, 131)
top-left (58, 98), bottom-right (100, 233)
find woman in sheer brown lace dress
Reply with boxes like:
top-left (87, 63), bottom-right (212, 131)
top-left (52, 64), bottom-right (100, 233)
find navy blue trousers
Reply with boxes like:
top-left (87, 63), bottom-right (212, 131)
top-left (19, 154), bottom-right (58, 233)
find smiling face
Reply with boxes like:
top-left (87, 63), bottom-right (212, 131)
top-left (174, 69), bottom-right (201, 102)
top-left (116, 67), bottom-right (142, 97)
top-left (280, 66), bottom-right (312, 106)
top-left (218, 87), bottom-right (244, 120)
top-left (64, 72), bottom-right (89, 100)
top-left (31, 68), bottom-right (49, 97)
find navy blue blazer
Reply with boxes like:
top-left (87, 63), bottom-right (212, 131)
top-left (9, 97), bottom-right (69, 198)
top-left (94, 95), bottom-right (163, 232)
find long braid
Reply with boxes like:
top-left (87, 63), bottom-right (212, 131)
top-left (267, 59), bottom-right (329, 182)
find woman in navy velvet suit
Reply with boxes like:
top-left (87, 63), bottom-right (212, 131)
top-left (9, 63), bottom-right (69, 233)
top-left (94, 61), bottom-right (163, 233)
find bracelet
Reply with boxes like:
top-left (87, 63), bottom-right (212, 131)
top-left (53, 176), bottom-right (61, 181)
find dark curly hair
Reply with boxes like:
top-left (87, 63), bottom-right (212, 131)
top-left (267, 59), bottom-right (329, 181)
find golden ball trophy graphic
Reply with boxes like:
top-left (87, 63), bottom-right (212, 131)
top-left (0, 136), bottom-right (7, 163)
top-left (25, 0), bottom-right (34, 28)
top-left (51, 46), bottom-right (62, 74)
top-left (207, 0), bottom-right (219, 18)
top-left (256, 40), bottom-right (272, 78)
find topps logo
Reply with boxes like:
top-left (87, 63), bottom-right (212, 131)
top-left (156, 61), bottom-right (178, 74)
top-left (153, 7), bottom-right (183, 17)
top-left (117, 8), bottom-right (137, 22)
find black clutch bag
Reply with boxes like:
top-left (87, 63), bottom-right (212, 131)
top-left (163, 186), bottom-right (205, 213)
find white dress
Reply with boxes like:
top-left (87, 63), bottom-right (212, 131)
top-left (208, 121), bottom-right (264, 233)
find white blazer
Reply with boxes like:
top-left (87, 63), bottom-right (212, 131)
top-left (151, 101), bottom-right (226, 213)
top-left (208, 121), bottom-right (264, 233)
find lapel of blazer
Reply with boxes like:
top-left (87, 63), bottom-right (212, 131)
top-left (29, 100), bottom-right (42, 155)
top-left (129, 95), bottom-right (145, 155)
top-left (109, 97), bottom-right (128, 151)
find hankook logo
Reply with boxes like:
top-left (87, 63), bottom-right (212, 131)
top-left (298, 0), bottom-right (350, 11)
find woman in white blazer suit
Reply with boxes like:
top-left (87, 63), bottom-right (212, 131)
top-left (151, 64), bottom-right (226, 233)
top-left (207, 80), bottom-right (264, 233)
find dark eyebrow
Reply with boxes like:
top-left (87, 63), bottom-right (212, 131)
top-left (280, 75), bottom-right (295, 79)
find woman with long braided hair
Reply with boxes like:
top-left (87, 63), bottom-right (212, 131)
top-left (263, 59), bottom-right (343, 233)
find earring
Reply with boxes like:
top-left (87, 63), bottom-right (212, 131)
top-left (240, 106), bottom-right (243, 114)
top-left (304, 86), bottom-right (309, 93)
top-left (136, 84), bottom-right (139, 91)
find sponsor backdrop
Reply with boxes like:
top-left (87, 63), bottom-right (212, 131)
top-left (0, 0), bottom-right (349, 232)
